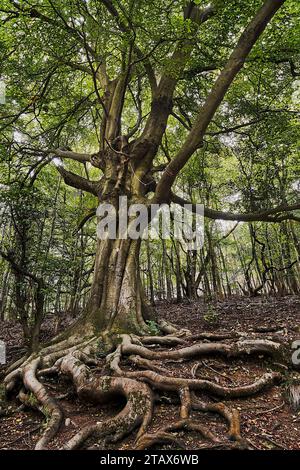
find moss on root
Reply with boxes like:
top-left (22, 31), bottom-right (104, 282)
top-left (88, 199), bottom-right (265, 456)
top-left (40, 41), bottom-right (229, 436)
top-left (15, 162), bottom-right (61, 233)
top-left (27, 392), bottom-right (38, 408)
top-left (0, 383), bottom-right (6, 405)
top-left (131, 390), bottom-right (149, 415)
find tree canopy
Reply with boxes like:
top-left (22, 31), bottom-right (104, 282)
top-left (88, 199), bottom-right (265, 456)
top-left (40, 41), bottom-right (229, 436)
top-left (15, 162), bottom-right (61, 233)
top-left (0, 0), bottom-right (299, 223)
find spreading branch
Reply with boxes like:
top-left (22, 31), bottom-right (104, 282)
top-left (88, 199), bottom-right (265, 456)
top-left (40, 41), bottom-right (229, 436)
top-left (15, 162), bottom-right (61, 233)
top-left (57, 167), bottom-right (98, 196)
top-left (171, 193), bottom-right (300, 223)
top-left (155, 0), bottom-right (286, 201)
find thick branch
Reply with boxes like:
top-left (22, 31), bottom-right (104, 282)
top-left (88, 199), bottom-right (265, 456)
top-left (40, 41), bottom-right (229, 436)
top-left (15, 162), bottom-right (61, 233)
top-left (155, 0), bottom-right (286, 200)
top-left (171, 193), bottom-right (300, 223)
top-left (132, 3), bottom-right (215, 165)
top-left (0, 250), bottom-right (44, 286)
top-left (182, 56), bottom-right (300, 80)
top-left (50, 149), bottom-right (92, 164)
top-left (57, 167), bottom-right (98, 196)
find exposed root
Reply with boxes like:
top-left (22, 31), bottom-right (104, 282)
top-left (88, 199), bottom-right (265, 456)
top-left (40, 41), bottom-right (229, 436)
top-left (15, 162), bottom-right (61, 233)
top-left (135, 419), bottom-right (220, 450)
top-left (128, 355), bottom-right (169, 374)
top-left (191, 395), bottom-right (241, 441)
top-left (23, 358), bottom-right (64, 450)
top-left (286, 383), bottom-right (300, 411)
top-left (158, 320), bottom-right (190, 337)
top-left (58, 351), bottom-right (153, 450)
top-left (189, 332), bottom-right (239, 341)
top-left (2, 327), bottom-right (288, 450)
top-left (5, 354), bottom-right (28, 376)
top-left (179, 387), bottom-right (191, 419)
top-left (121, 368), bottom-right (282, 398)
top-left (136, 431), bottom-right (186, 450)
top-left (121, 336), bottom-right (284, 362)
top-left (141, 336), bottom-right (187, 346)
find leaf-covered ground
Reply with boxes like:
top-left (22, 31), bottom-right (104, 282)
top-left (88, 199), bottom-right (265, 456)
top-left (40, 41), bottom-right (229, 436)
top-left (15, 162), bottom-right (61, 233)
top-left (1, 296), bottom-right (300, 450)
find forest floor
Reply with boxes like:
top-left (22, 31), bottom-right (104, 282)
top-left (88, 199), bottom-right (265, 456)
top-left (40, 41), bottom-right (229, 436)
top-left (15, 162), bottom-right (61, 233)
top-left (1, 295), bottom-right (300, 451)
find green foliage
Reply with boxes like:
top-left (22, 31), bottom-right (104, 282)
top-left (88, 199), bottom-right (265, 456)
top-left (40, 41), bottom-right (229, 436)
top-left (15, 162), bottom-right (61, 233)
top-left (146, 320), bottom-right (161, 336)
top-left (203, 304), bottom-right (219, 325)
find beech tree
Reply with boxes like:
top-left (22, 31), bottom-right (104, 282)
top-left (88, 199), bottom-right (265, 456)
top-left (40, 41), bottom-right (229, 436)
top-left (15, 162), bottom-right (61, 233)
top-left (1, 0), bottom-right (300, 450)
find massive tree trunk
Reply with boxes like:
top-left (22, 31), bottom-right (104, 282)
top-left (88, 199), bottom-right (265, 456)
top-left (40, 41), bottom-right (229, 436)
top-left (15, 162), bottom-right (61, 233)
top-left (83, 236), bottom-right (151, 335)
top-left (63, 136), bottom-right (157, 337)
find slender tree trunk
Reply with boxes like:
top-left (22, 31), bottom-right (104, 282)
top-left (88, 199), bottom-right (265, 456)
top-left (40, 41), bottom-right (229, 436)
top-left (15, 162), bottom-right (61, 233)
top-left (0, 268), bottom-right (10, 321)
top-left (174, 241), bottom-right (183, 302)
top-left (162, 239), bottom-right (172, 301)
top-left (146, 240), bottom-right (155, 306)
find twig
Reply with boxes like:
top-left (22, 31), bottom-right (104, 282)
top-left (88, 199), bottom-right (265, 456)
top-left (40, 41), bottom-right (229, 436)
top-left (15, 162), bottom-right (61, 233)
top-left (256, 402), bottom-right (285, 415)
top-left (202, 360), bottom-right (234, 383)
top-left (261, 434), bottom-right (286, 449)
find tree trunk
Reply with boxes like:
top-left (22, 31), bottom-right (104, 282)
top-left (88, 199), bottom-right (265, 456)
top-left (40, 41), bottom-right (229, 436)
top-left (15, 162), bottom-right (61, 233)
top-left (81, 236), bottom-right (151, 336)
top-left (146, 240), bottom-right (155, 306)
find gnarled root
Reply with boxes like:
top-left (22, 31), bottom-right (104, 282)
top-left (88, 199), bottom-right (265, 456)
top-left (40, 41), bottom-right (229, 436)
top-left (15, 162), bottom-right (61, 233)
top-left (191, 395), bottom-right (241, 441)
top-left (57, 352), bottom-right (153, 449)
top-left (2, 328), bottom-right (287, 450)
top-left (121, 336), bottom-right (284, 362)
top-left (135, 419), bottom-right (220, 450)
top-left (22, 358), bottom-right (63, 450)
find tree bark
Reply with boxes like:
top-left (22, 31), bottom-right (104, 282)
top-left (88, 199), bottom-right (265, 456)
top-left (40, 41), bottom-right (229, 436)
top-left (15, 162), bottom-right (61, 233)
top-left (80, 235), bottom-right (151, 336)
